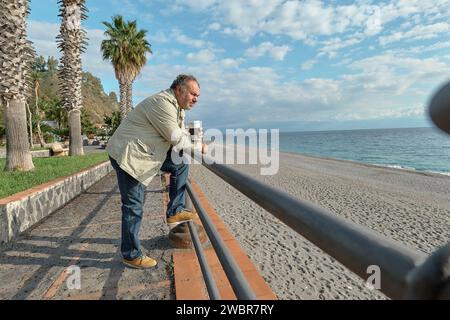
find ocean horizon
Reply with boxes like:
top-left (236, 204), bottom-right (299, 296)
top-left (211, 126), bottom-right (450, 176)
top-left (278, 126), bottom-right (450, 176)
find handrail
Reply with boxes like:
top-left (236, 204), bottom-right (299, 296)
top-left (186, 220), bottom-right (221, 300)
top-left (186, 181), bottom-right (257, 300)
top-left (186, 152), bottom-right (449, 300)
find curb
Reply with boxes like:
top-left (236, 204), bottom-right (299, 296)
top-left (0, 160), bottom-right (112, 244)
top-left (0, 149), bottom-right (51, 158)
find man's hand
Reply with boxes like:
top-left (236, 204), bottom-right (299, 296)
top-left (201, 143), bottom-right (208, 154)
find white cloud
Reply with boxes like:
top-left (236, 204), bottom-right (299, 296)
top-left (186, 49), bottom-right (216, 64)
top-left (245, 42), bottom-right (291, 61)
top-left (379, 22), bottom-right (450, 46)
top-left (111, 0), bottom-right (139, 16)
top-left (136, 61), bottom-right (340, 126)
top-left (150, 31), bottom-right (169, 44)
top-left (319, 35), bottom-right (364, 58)
top-left (365, 6), bottom-right (382, 36)
top-left (301, 59), bottom-right (317, 71)
top-left (111, 45), bottom-right (450, 127)
top-left (344, 54), bottom-right (450, 95)
top-left (172, 28), bottom-right (206, 48)
top-left (171, 1), bottom-right (388, 41)
top-left (131, 49), bottom-right (450, 128)
top-left (28, 21), bottom-right (60, 59)
top-left (217, 0), bottom-right (338, 41)
top-left (392, 40), bottom-right (450, 55)
top-left (208, 22), bottom-right (221, 31)
top-left (202, 22), bottom-right (222, 37)
top-left (335, 106), bottom-right (426, 121)
top-left (83, 28), bottom-right (118, 78)
top-left (220, 58), bottom-right (242, 68)
top-left (172, 0), bottom-right (450, 62)
top-left (155, 49), bottom-right (183, 62)
top-left (174, 0), bottom-right (217, 11)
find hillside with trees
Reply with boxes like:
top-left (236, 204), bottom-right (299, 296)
top-left (0, 55), bottom-right (119, 145)
top-left (34, 55), bottom-right (119, 124)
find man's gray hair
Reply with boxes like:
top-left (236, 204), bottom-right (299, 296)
top-left (170, 74), bottom-right (199, 90)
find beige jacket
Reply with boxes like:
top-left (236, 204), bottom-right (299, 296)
top-left (107, 89), bottom-right (192, 185)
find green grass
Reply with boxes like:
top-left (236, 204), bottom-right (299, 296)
top-left (0, 152), bottom-right (109, 199)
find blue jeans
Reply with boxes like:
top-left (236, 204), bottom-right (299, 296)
top-left (110, 150), bottom-right (188, 259)
top-left (110, 156), bottom-right (145, 260)
top-left (160, 148), bottom-right (189, 217)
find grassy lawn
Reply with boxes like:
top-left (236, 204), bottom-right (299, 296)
top-left (0, 152), bottom-right (109, 199)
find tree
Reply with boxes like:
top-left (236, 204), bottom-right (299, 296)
top-left (57, 0), bottom-right (87, 156)
top-left (32, 55), bottom-right (47, 72)
top-left (40, 98), bottom-right (66, 129)
top-left (0, 0), bottom-right (35, 171)
top-left (0, 104), bottom-right (5, 144)
top-left (80, 109), bottom-right (95, 136)
top-left (31, 69), bottom-right (45, 147)
top-left (103, 111), bottom-right (120, 138)
top-left (46, 56), bottom-right (59, 73)
top-left (101, 15), bottom-right (152, 121)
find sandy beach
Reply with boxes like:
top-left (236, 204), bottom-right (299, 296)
top-left (189, 149), bottom-right (450, 299)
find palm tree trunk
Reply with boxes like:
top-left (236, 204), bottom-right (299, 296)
top-left (0, 0), bottom-right (35, 171)
top-left (119, 80), bottom-right (128, 121)
top-left (5, 99), bottom-right (34, 171)
top-left (36, 120), bottom-right (45, 147)
top-left (57, 0), bottom-right (86, 156)
top-left (68, 109), bottom-right (84, 156)
top-left (126, 81), bottom-right (133, 114)
top-left (25, 102), bottom-right (33, 148)
top-left (35, 84), bottom-right (45, 147)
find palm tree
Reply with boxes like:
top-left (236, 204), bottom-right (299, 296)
top-left (101, 16), bottom-right (152, 120)
top-left (0, 0), bottom-right (34, 171)
top-left (56, 0), bottom-right (87, 156)
top-left (46, 56), bottom-right (59, 74)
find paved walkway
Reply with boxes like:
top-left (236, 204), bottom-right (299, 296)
top-left (0, 172), bottom-right (174, 300)
top-left (83, 145), bottom-right (109, 154)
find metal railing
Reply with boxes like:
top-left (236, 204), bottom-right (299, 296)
top-left (186, 181), bottom-right (256, 300)
top-left (182, 153), bottom-right (450, 300)
top-left (186, 219), bottom-right (221, 299)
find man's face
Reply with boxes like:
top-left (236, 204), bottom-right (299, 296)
top-left (175, 80), bottom-right (200, 110)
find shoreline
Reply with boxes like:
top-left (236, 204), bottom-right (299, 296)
top-left (279, 150), bottom-right (450, 179)
top-left (208, 140), bottom-right (450, 178)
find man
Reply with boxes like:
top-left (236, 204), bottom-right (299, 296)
top-left (107, 74), bottom-right (207, 269)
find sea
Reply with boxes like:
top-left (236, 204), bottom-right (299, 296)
top-left (278, 127), bottom-right (450, 176)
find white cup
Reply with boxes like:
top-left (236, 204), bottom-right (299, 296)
top-left (188, 121), bottom-right (203, 147)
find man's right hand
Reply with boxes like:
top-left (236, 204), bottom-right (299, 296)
top-left (201, 143), bottom-right (208, 154)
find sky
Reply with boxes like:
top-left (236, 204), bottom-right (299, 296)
top-left (28, 0), bottom-right (450, 132)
